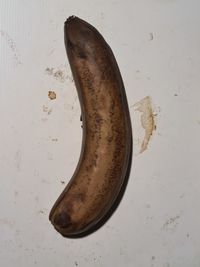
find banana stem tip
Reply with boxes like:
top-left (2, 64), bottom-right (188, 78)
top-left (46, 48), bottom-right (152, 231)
top-left (66, 15), bottom-right (76, 24)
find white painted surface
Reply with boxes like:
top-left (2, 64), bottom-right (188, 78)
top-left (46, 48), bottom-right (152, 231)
top-left (0, 1), bottom-right (200, 266)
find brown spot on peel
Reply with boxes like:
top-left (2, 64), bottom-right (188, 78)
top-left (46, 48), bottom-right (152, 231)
top-left (53, 211), bottom-right (72, 229)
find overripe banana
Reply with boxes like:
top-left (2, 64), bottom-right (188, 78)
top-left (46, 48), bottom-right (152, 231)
top-left (49, 16), bottom-right (132, 237)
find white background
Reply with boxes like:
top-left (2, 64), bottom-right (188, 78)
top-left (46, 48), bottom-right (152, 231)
top-left (1, 1), bottom-right (200, 266)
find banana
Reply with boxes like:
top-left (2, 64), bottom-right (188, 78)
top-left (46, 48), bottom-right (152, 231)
top-left (49, 16), bottom-right (132, 237)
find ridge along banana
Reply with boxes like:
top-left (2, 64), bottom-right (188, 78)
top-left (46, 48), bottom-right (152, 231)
top-left (49, 16), bottom-right (132, 237)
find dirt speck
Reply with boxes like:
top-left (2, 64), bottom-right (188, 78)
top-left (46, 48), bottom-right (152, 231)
top-left (43, 105), bottom-right (48, 112)
top-left (0, 218), bottom-right (14, 229)
top-left (75, 262), bottom-right (78, 266)
top-left (39, 210), bottom-right (44, 214)
top-left (41, 179), bottom-right (50, 184)
top-left (54, 70), bottom-right (65, 81)
top-left (34, 169), bottom-right (39, 176)
top-left (71, 96), bottom-right (78, 110)
top-left (60, 180), bottom-right (65, 184)
top-left (149, 33), bottom-right (154, 41)
top-left (48, 91), bottom-right (56, 100)
top-left (52, 138), bottom-right (58, 142)
top-left (133, 96), bottom-right (156, 153)
top-left (0, 30), bottom-right (21, 65)
top-left (14, 150), bottom-right (22, 172)
top-left (152, 256), bottom-right (156, 260)
top-left (42, 105), bottom-right (52, 115)
top-left (163, 215), bottom-right (180, 231)
top-left (174, 93), bottom-right (178, 96)
top-left (47, 153), bottom-right (53, 160)
top-left (45, 67), bottom-right (54, 75)
top-left (46, 67), bottom-right (65, 82)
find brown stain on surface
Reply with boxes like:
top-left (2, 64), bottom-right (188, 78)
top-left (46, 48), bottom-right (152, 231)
top-left (133, 96), bottom-right (156, 153)
top-left (48, 91), bottom-right (56, 100)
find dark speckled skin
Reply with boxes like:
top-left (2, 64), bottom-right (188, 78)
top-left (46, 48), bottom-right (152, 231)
top-left (49, 16), bottom-right (132, 237)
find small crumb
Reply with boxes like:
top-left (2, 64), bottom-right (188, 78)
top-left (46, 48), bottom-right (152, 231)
top-left (60, 180), bottom-right (65, 184)
top-left (48, 91), bottom-right (56, 100)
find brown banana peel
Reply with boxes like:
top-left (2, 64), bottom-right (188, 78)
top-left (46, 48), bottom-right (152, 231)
top-left (49, 16), bottom-right (132, 237)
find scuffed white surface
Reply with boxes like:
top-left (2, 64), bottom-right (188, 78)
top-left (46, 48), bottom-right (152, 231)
top-left (0, 1), bottom-right (200, 266)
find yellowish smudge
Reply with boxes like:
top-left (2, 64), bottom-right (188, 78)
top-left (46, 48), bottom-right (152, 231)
top-left (133, 96), bottom-right (156, 153)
